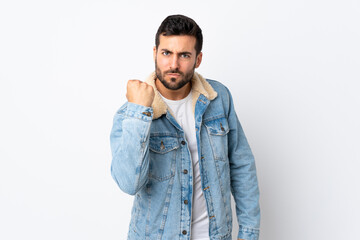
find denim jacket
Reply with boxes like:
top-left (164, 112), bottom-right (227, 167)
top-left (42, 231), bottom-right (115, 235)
top-left (110, 72), bottom-right (260, 240)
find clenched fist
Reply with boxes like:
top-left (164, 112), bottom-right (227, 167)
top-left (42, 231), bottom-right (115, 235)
top-left (126, 80), bottom-right (155, 107)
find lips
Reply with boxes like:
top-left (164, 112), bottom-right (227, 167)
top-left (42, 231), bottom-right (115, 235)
top-left (167, 73), bottom-right (180, 77)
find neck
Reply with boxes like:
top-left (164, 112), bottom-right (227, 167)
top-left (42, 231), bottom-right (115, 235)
top-left (155, 79), bottom-right (192, 100)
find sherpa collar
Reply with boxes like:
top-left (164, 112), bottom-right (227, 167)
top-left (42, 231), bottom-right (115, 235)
top-left (145, 72), bottom-right (218, 119)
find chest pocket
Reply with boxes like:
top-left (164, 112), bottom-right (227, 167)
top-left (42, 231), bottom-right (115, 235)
top-left (203, 116), bottom-right (229, 161)
top-left (149, 136), bottom-right (179, 181)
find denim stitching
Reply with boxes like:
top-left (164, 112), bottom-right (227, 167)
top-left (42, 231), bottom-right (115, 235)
top-left (157, 171), bottom-right (175, 239)
top-left (145, 183), bottom-right (151, 239)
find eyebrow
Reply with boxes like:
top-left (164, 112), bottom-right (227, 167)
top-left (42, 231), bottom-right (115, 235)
top-left (161, 49), bottom-right (192, 55)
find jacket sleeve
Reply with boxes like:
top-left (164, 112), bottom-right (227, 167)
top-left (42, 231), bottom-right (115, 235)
top-left (110, 102), bottom-right (153, 195)
top-left (225, 87), bottom-right (261, 240)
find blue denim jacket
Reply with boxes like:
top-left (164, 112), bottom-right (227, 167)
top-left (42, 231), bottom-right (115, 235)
top-left (110, 72), bottom-right (260, 240)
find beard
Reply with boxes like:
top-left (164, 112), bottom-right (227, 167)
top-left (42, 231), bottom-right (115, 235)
top-left (155, 59), bottom-right (196, 91)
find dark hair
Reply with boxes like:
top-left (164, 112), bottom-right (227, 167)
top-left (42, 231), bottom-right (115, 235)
top-left (155, 14), bottom-right (203, 55)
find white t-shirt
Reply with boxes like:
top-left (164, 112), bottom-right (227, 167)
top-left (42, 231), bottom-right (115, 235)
top-left (160, 90), bottom-right (210, 240)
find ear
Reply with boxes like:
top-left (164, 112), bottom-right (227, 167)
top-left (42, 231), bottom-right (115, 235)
top-left (195, 52), bottom-right (203, 68)
top-left (153, 46), bottom-right (157, 62)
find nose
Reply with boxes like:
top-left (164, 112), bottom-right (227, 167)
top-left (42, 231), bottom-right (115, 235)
top-left (170, 55), bottom-right (180, 70)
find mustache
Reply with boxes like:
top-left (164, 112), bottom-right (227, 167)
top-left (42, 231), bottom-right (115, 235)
top-left (165, 69), bottom-right (184, 75)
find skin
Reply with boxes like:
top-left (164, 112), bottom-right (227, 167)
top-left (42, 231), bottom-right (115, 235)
top-left (153, 34), bottom-right (202, 100)
top-left (126, 35), bottom-right (245, 240)
top-left (126, 79), bottom-right (155, 107)
top-left (126, 34), bottom-right (202, 106)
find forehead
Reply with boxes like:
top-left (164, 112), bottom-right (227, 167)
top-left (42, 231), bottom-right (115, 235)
top-left (158, 35), bottom-right (197, 53)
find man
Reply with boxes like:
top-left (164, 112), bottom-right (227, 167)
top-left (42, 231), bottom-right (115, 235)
top-left (110, 15), bottom-right (260, 240)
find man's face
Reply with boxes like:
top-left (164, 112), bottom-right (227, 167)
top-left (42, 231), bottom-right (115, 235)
top-left (154, 35), bottom-right (202, 91)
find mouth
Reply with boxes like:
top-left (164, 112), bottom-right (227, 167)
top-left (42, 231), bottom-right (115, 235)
top-left (166, 73), bottom-right (181, 77)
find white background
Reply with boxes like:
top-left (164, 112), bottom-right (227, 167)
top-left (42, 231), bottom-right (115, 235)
top-left (1, 0), bottom-right (359, 239)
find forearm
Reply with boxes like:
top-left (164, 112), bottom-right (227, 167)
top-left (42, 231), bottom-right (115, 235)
top-left (225, 86), bottom-right (260, 239)
top-left (230, 124), bottom-right (260, 239)
top-left (110, 102), bottom-right (153, 195)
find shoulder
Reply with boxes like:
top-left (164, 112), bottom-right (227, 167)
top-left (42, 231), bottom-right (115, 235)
top-left (206, 78), bottom-right (232, 103)
top-left (206, 78), bottom-right (227, 91)
top-left (204, 78), bottom-right (234, 117)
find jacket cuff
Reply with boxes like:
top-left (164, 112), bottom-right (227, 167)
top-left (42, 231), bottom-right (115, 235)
top-left (122, 102), bottom-right (153, 121)
top-left (238, 226), bottom-right (260, 240)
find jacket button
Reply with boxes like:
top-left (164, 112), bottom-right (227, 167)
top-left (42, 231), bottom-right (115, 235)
top-left (184, 200), bottom-right (188, 204)
top-left (181, 140), bottom-right (186, 145)
top-left (183, 169), bottom-right (188, 174)
top-left (142, 112), bottom-right (151, 117)
top-left (182, 230), bottom-right (187, 235)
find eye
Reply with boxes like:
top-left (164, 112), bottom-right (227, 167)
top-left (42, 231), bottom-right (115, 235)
top-left (162, 51), bottom-right (170, 56)
top-left (181, 53), bottom-right (190, 58)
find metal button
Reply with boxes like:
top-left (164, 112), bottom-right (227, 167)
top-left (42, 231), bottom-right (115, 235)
top-left (182, 230), bottom-right (187, 235)
top-left (184, 200), bottom-right (188, 204)
top-left (183, 169), bottom-right (188, 174)
top-left (181, 140), bottom-right (186, 145)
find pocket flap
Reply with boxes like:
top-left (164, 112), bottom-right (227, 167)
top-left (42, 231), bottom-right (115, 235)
top-left (203, 117), bottom-right (229, 135)
top-left (149, 136), bottom-right (179, 154)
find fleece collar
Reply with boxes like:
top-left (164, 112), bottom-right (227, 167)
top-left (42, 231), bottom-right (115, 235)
top-left (145, 72), bottom-right (218, 119)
